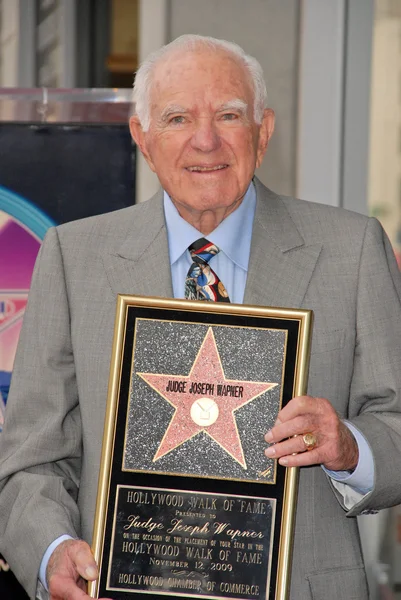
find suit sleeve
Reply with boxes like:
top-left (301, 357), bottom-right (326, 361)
top-left (341, 217), bottom-right (401, 515)
top-left (0, 227), bottom-right (82, 599)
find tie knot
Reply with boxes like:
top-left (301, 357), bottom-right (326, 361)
top-left (188, 238), bottom-right (220, 264)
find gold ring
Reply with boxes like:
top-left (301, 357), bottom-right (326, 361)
top-left (302, 433), bottom-right (317, 451)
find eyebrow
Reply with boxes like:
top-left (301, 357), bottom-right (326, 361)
top-left (217, 99), bottom-right (248, 115)
top-left (160, 105), bottom-right (188, 122)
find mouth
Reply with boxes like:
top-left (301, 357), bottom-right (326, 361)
top-left (185, 164), bottom-right (229, 173)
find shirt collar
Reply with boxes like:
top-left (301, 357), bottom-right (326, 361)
top-left (164, 182), bottom-right (256, 270)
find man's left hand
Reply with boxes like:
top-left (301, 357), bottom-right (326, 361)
top-left (264, 395), bottom-right (359, 471)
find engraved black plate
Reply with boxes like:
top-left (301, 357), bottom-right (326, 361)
top-left (107, 486), bottom-right (275, 598)
top-left (90, 296), bottom-right (313, 600)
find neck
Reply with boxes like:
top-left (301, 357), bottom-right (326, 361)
top-left (171, 198), bottom-right (244, 235)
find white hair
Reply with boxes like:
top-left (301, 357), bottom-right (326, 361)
top-left (132, 34), bottom-right (267, 131)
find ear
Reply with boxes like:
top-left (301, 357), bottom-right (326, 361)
top-left (129, 116), bottom-right (157, 172)
top-left (256, 108), bottom-right (275, 169)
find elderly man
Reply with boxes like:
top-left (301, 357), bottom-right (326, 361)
top-left (0, 34), bottom-right (401, 600)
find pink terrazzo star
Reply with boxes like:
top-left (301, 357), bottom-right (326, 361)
top-left (138, 327), bottom-right (277, 468)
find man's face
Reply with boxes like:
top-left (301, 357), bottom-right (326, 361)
top-left (130, 48), bottom-right (274, 221)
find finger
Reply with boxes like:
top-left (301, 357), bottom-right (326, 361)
top-left (276, 395), bottom-right (329, 424)
top-left (47, 540), bottom-right (101, 600)
top-left (267, 396), bottom-right (338, 444)
top-left (265, 434), bottom-right (312, 459)
top-left (50, 585), bottom-right (113, 600)
top-left (69, 543), bottom-right (98, 581)
top-left (265, 415), bottom-right (313, 443)
top-left (50, 577), bottom-right (90, 600)
top-left (50, 574), bottom-right (113, 600)
top-left (277, 448), bottom-right (321, 468)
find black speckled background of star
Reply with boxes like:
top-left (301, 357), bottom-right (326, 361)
top-left (123, 319), bottom-right (286, 483)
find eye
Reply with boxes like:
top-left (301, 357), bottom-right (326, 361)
top-left (170, 115), bottom-right (185, 124)
top-left (221, 113), bottom-right (238, 121)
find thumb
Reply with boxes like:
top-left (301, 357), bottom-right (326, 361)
top-left (68, 541), bottom-right (99, 581)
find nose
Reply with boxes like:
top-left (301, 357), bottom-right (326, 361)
top-left (190, 118), bottom-right (221, 152)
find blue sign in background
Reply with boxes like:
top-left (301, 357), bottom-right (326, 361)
top-left (0, 122), bottom-right (135, 598)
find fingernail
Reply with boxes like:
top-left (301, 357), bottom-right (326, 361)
top-left (265, 446), bottom-right (276, 457)
top-left (85, 566), bottom-right (98, 580)
top-left (265, 431), bottom-right (273, 442)
top-left (279, 457), bottom-right (288, 466)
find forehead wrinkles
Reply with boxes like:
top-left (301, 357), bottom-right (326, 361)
top-left (150, 49), bottom-right (254, 110)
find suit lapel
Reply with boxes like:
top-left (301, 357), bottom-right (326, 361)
top-left (102, 180), bottom-right (321, 308)
top-left (103, 191), bottom-right (174, 299)
top-left (244, 179), bottom-right (322, 309)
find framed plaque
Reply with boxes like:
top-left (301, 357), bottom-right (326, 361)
top-left (89, 295), bottom-right (313, 600)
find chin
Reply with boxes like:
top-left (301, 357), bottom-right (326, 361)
top-left (192, 183), bottom-right (239, 204)
top-left (208, 190), bottom-right (243, 209)
top-left (194, 195), bottom-right (235, 211)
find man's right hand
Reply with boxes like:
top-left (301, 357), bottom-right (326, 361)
top-left (46, 539), bottom-right (112, 600)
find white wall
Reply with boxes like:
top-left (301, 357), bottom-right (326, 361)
top-left (0, 0), bottom-right (20, 86)
top-left (296, 0), bottom-right (345, 207)
top-left (136, 0), bottom-right (169, 203)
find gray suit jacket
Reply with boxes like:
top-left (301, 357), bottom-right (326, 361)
top-left (1, 178), bottom-right (401, 599)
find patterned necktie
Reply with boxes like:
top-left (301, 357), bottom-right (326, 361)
top-left (185, 238), bottom-right (230, 302)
